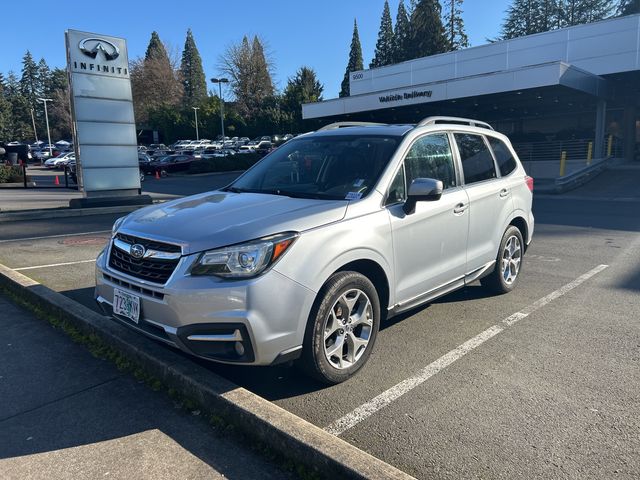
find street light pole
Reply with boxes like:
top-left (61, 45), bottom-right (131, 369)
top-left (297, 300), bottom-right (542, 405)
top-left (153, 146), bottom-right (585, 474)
top-left (192, 107), bottom-right (200, 141)
top-left (30, 108), bottom-right (39, 143)
top-left (210, 78), bottom-right (229, 141)
top-left (38, 98), bottom-right (53, 158)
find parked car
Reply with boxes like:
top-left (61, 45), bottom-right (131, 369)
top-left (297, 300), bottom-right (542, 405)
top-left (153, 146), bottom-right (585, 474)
top-left (68, 159), bottom-right (144, 184)
top-left (202, 148), bottom-right (236, 159)
top-left (44, 152), bottom-right (74, 169)
top-left (96, 117), bottom-right (534, 384)
top-left (142, 154), bottom-right (195, 176)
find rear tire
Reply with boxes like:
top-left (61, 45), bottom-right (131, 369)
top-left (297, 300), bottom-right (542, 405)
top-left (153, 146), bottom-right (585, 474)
top-left (481, 225), bottom-right (524, 295)
top-left (299, 271), bottom-right (380, 384)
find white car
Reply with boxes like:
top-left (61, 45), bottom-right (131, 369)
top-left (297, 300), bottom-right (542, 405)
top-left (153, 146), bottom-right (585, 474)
top-left (44, 152), bottom-right (74, 169)
top-left (96, 116), bottom-right (534, 384)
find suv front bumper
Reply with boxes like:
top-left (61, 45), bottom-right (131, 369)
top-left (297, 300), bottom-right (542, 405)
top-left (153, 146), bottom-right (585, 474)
top-left (94, 245), bottom-right (316, 366)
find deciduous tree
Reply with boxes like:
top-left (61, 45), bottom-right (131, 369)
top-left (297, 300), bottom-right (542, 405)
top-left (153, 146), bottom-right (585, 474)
top-left (132, 31), bottom-right (183, 124)
top-left (218, 35), bottom-right (275, 119)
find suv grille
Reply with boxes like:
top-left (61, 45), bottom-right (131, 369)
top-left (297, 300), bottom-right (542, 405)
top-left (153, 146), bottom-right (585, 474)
top-left (108, 233), bottom-right (181, 284)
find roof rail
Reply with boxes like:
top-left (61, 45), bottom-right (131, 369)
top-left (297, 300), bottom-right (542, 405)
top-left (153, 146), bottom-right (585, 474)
top-left (417, 116), bottom-right (494, 130)
top-left (318, 121), bottom-right (387, 131)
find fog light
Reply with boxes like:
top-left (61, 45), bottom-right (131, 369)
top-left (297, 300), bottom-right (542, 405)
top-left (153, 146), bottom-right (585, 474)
top-left (234, 341), bottom-right (245, 356)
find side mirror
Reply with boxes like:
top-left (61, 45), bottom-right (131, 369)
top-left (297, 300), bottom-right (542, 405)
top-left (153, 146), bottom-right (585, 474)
top-left (403, 178), bottom-right (443, 215)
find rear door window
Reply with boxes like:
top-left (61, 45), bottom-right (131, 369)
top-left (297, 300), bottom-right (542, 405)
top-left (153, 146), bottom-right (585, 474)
top-left (488, 136), bottom-right (517, 176)
top-left (454, 133), bottom-right (497, 184)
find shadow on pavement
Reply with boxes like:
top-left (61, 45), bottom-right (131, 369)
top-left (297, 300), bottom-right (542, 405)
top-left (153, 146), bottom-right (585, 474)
top-left (533, 196), bottom-right (640, 232)
top-left (0, 296), bottom-right (289, 479)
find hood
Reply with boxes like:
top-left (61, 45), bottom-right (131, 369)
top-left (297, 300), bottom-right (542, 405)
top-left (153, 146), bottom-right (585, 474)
top-left (119, 190), bottom-right (347, 254)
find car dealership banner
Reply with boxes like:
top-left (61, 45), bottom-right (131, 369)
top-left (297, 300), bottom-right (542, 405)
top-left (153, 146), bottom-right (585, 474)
top-left (66, 29), bottom-right (140, 196)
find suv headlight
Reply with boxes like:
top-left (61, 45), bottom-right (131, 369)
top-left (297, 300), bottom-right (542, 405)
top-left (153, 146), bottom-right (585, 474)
top-left (190, 232), bottom-right (298, 278)
top-left (112, 216), bottom-right (126, 236)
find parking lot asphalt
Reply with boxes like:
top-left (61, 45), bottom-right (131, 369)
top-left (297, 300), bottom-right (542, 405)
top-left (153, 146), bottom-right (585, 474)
top-left (1, 194), bottom-right (639, 479)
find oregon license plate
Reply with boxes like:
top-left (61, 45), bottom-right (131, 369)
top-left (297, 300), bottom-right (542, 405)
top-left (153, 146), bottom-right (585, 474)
top-left (113, 288), bottom-right (140, 323)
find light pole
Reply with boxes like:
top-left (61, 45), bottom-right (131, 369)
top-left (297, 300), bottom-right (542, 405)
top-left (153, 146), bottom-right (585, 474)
top-left (30, 108), bottom-right (39, 144)
top-left (210, 78), bottom-right (229, 141)
top-left (37, 98), bottom-right (53, 158)
top-left (192, 107), bottom-right (200, 141)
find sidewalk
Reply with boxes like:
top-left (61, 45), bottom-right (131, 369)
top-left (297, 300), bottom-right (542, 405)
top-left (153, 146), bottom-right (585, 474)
top-left (0, 294), bottom-right (293, 480)
top-left (0, 170), bottom-right (241, 214)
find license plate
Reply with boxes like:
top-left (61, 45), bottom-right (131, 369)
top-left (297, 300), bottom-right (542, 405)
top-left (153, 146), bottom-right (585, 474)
top-left (113, 288), bottom-right (140, 323)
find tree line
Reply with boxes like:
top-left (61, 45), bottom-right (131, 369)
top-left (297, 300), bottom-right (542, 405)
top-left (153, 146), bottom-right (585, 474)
top-left (340, 0), bottom-right (639, 97)
top-left (0, 52), bottom-right (71, 143)
top-left (0, 29), bottom-right (324, 144)
top-left (1, 0), bottom-right (639, 142)
top-left (123, 29), bottom-right (323, 142)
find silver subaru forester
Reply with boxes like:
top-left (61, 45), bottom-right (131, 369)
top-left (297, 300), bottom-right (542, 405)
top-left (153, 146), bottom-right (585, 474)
top-left (95, 117), bottom-right (534, 384)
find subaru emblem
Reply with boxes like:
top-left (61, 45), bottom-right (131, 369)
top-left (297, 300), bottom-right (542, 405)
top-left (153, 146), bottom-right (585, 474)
top-left (130, 244), bottom-right (145, 259)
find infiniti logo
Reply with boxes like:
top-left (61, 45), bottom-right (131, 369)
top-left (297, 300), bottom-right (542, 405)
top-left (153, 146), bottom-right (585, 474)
top-left (130, 244), bottom-right (145, 259)
top-left (79, 37), bottom-right (120, 61)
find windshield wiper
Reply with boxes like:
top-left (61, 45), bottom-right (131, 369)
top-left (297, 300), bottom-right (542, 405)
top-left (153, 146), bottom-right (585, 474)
top-left (223, 186), bottom-right (245, 193)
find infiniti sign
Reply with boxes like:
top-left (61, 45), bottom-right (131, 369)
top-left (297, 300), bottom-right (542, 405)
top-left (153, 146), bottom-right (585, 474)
top-left (79, 37), bottom-right (120, 61)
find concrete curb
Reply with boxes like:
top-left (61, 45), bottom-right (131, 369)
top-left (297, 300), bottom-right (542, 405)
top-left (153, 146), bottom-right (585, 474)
top-left (0, 263), bottom-right (414, 480)
top-left (0, 204), bottom-right (149, 222)
top-left (0, 181), bottom-right (37, 188)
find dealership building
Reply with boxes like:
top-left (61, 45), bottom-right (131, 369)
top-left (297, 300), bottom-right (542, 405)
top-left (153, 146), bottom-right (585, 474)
top-left (303, 14), bottom-right (640, 166)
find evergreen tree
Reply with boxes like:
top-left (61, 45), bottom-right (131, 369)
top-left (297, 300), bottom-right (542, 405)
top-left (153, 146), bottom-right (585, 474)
top-left (408, 0), bottom-right (448, 59)
top-left (370, 1), bottom-right (396, 68)
top-left (340, 19), bottom-right (364, 97)
top-left (19, 51), bottom-right (39, 109)
top-left (36, 58), bottom-right (50, 97)
top-left (558, 0), bottom-right (613, 26)
top-left (0, 73), bottom-right (13, 141)
top-left (133, 31), bottom-right (183, 124)
top-left (45, 69), bottom-right (72, 140)
top-left (6, 71), bottom-right (31, 140)
top-left (282, 66), bottom-right (324, 132)
top-left (179, 29), bottom-right (207, 108)
top-left (145, 31), bottom-right (169, 61)
top-left (617, 0), bottom-right (640, 14)
top-left (442, 0), bottom-right (469, 50)
top-left (501, 0), bottom-right (561, 39)
top-left (250, 36), bottom-right (275, 103)
top-left (393, 0), bottom-right (412, 63)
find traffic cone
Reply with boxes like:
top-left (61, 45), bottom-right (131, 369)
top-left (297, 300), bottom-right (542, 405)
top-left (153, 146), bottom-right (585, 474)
top-left (54, 175), bottom-right (60, 185)
top-left (155, 170), bottom-right (160, 180)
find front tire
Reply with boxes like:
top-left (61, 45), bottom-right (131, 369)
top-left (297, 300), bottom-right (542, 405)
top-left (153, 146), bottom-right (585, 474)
top-left (300, 271), bottom-right (380, 384)
top-left (481, 225), bottom-right (524, 294)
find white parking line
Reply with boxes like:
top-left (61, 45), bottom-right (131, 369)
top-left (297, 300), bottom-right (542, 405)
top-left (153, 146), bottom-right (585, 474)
top-left (0, 230), bottom-right (110, 244)
top-left (14, 259), bottom-right (96, 271)
top-left (324, 264), bottom-right (609, 436)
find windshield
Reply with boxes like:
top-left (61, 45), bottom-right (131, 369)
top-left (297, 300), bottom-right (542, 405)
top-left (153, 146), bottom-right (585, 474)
top-left (229, 134), bottom-right (400, 200)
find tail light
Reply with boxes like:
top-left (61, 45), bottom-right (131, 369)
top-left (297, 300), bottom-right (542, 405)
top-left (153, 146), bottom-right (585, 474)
top-left (525, 176), bottom-right (534, 192)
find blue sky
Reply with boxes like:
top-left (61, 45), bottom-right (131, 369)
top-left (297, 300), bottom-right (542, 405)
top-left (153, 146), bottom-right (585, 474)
top-left (0, 0), bottom-right (509, 99)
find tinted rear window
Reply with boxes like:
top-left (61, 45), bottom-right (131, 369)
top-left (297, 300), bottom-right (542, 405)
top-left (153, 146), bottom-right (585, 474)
top-left (455, 134), bottom-right (497, 184)
top-left (488, 137), bottom-right (517, 176)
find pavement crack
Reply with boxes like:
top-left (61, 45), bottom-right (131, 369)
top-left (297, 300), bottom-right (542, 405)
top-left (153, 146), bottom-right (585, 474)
top-left (0, 374), bottom-right (125, 424)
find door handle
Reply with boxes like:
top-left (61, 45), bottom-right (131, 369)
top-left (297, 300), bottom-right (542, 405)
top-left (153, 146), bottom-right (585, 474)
top-left (499, 188), bottom-right (510, 198)
top-left (453, 203), bottom-right (468, 214)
